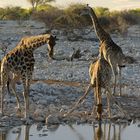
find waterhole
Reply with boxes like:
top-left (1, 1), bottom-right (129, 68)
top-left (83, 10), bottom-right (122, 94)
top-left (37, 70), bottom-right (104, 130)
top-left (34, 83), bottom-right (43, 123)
top-left (1, 122), bottom-right (140, 140)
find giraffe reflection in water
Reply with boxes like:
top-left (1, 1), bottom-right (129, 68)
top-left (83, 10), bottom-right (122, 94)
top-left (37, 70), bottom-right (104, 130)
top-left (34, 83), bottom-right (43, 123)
top-left (0, 132), bottom-right (6, 140)
top-left (93, 122), bottom-right (127, 140)
top-left (0, 125), bottom-right (30, 140)
top-left (0, 122), bottom-right (128, 140)
top-left (15, 125), bottom-right (30, 140)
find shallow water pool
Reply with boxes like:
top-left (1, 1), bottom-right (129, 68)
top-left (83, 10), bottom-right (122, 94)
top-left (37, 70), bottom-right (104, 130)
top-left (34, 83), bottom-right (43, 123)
top-left (1, 121), bottom-right (140, 140)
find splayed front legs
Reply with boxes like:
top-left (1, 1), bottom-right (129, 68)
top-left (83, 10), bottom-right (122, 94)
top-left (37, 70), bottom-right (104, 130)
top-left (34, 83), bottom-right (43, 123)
top-left (63, 84), bottom-right (92, 117)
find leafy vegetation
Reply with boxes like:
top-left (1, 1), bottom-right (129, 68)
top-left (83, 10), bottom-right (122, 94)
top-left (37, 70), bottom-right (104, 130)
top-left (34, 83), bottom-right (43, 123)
top-left (0, 4), bottom-right (140, 33)
top-left (0, 7), bottom-right (30, 20)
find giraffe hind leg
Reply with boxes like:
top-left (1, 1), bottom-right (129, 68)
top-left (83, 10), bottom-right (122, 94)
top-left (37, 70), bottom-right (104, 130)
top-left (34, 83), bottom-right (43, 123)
top-left (106, 88), bottom-right (111, 118)
top-left (118, 66), bottom-right (122, 96)
top-left (96, 83), bottom-right (102, 120)
top-left (10, 84), bottom-right (22, 116)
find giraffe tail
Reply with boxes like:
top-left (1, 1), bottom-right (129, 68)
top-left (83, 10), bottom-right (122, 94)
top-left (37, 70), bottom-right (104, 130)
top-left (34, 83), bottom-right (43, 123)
top-left (7, 80), bottom-right (11, 95)
top-left (7, 76), bottom-right (12, 95)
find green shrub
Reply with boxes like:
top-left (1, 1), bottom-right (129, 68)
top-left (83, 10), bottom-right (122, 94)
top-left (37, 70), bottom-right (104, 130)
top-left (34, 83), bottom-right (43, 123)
top-left (0, 6), bottom-right (30, 20)
top-left (94, 7), bottom-right (110, 16)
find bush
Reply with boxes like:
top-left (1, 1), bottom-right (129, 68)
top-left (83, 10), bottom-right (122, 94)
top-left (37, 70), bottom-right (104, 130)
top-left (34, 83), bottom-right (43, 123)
top-left (108, 10), bottom-right (140, 33)
top-left (0, 4), bottom-right (140, 34)
top-left (32, 4), bottom-right (89, 29)
top-left (0, 6), bottom-right (30, 20)
top-left (55, 4), bottom-right (87, 28)
top-left (94, 7), bottom-right (110, 16)
top-left (32, 6), bottom-right (63, 28)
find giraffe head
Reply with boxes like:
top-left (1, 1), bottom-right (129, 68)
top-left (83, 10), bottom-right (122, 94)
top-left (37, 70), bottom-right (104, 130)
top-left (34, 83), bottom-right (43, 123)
top-left (47, 35), bottom-right (57, 59)
top-left (80, 4), bottom-right (93, 16)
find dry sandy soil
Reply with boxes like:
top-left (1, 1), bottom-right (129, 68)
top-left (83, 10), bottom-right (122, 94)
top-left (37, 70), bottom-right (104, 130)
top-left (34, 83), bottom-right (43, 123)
top-left (0, 20), bottom-right (140, 129)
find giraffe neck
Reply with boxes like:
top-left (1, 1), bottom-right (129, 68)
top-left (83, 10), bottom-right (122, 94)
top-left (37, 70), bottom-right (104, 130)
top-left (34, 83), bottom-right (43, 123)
top-left (89, 8), bottom-right (111, 41)
top-left (19, 34), bottom-right (51, 51)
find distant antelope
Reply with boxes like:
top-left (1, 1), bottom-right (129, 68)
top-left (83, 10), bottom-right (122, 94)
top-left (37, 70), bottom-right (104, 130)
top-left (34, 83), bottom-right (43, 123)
top-left (81, 4), bottom-right (126, 96)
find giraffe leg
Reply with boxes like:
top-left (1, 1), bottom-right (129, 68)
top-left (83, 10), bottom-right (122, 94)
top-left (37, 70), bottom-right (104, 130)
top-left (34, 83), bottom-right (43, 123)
top-left (96, 85), bottom-right (102, 120)
top-left (21, 72), bottom-right (33, 124)
top-left (64, 84), bottom-right (91, 117)
top-left (109, 62), bottom-right (118, 96)
top-left (22, 78), bottom-right (29, 119)
top-left (10, 84), bottom-right (21, 115)
top-left (0, 84), bottom-right (6, 115)
top-left (6, 74), bottom-right (21, 115)
top-left (0, 71), bottom-right (8, 116)
top-left (106, 88), bottom-right (129, 118)
top-left (23, 82), bottom-right (27, 118)
top-left (118, 66), bottom-right (122, 96)
top-left (91, 87), bottom-right (97, 117)
top-left (106, 88), bottom-right (111, 118)
top-left (47, 44), bottom-right (54, 59)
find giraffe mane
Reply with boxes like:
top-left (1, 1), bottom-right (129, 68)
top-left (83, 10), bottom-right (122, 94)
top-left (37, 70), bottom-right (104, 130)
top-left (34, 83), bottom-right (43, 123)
top-left (17, 34), bottom-right (51, 46)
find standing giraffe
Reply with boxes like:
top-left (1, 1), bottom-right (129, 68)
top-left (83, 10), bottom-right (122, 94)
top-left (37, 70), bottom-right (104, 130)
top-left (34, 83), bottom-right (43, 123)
top-left (0, 34), bottom-right (56, 122)
top-left (89, 56), bottom-right (112, 120)
top-left (81, 5), bottom-right (126, 96)
top-left (64, 56), bottom-right (126, 120)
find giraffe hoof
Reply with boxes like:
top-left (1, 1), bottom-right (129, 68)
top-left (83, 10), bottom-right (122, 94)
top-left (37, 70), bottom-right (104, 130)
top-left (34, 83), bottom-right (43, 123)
top-left (63, 113), bottom-right (67, 117)
top-left (63, 113), bottom-right (70, 117)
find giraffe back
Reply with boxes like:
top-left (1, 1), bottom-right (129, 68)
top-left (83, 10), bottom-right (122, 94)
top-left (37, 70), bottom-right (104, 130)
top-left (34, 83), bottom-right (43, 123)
top-left (89, 57), bottom-right (112, 88)
top-left (100, 39), bottom-right (126, 67)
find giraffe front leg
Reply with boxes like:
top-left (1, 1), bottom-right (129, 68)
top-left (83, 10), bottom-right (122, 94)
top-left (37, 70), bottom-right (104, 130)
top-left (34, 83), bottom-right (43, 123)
top-left (91, 88), bottom-right (97, 118)
top-left (0, 85), bottom-right (5, 116)
top-left (23, 90), bottom-right (29, 119)
top-left (118, 66), bottom-right (122, 96)
top-left (22, 78), bottom-right (32, 124)
top-left (47, 44), bottom-right (54, 60)
top-left (0, 72), bottom-right (7, 116)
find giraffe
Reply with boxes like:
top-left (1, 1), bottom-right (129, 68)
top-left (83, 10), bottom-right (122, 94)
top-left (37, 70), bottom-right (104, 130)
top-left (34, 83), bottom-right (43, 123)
top-left (81, 5), bottom-right (126, 96)
top-left (0, 34), bottom-right (56, 122)
top-left (89, 56), bottom-right (128, 120)
top-left (63, 56), bottom-right (110, 119)
top-left (64, 56), bottom-right (127, 119)
top-left (89, 56), bottom-right (112, 120)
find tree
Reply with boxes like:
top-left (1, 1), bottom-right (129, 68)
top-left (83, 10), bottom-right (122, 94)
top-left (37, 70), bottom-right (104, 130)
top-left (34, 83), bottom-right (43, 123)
top-left (27, 0), bottom-right (55, 12)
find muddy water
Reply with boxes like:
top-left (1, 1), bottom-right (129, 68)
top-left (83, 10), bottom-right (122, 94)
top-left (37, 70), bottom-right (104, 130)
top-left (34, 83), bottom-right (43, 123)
top-left (1, 122), bottom-right (140, 140)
